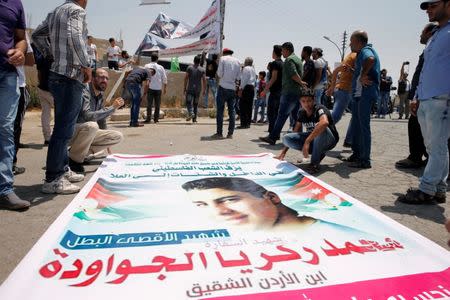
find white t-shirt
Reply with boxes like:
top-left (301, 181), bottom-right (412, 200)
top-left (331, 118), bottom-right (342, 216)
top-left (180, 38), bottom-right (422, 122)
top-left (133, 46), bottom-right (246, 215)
top-left (145, 62), bottom-right (167, 91)
top-left (217, 55), bottom-right (241, 90)
top-left (87, 43), bottom-right (97, 61)
top-left (107, 45), bottom-right (121, 62)
top-left (313, 57), bottom-right (327, 90)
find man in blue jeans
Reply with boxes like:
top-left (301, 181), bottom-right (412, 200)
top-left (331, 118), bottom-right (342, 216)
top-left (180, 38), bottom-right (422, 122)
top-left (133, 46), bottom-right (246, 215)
top-left (343, 31), bottom-right (380, 169)
top-left (33, 0), bottom-right (92, 194)
top-left (275, 90), bottom-right (339, 174)
top-left (399, 0), bottom-right (450, 205)
top-left (260, 42), bottom-right (306, 145)
top-left (212, 48), bottom-right (241, 139)
top-left (0, 0), bottom-right (30, 210)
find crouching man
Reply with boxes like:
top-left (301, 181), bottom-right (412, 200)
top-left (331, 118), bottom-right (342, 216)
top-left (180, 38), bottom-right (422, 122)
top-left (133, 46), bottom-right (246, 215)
top-left (68, 68), bottom-right (124, 173)
top-left (275, 88), bottom-right (339, 174)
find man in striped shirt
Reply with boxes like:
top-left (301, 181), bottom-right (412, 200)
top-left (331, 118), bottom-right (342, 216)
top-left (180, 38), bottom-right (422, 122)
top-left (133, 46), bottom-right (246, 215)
top-left (32, 0), bottom-right (91, 194)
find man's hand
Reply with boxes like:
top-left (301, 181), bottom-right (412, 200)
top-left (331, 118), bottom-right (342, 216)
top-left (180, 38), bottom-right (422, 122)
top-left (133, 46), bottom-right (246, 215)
top-left (360, 74), bottom-right (373, 87)
top-left (302, 141), bottom-right (310, 159)
top-left (112, 97), bottom-right (125, 109)
top-left (7, 49), bottom-right (25, 66)
top-left (163, 87), bottom-right (167, 95)
top-left (326, 87), bottom-right (334, 97)
top-left (82, 67), bottom-right (92, 83)
top-left (410, 100), bottom-right (419, 116)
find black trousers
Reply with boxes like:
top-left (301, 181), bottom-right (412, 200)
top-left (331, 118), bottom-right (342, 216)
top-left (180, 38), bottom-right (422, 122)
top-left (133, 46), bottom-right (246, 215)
top-left (240, 85), bottom-right (254, 127)
top-left (14, 87), bottom-right (28, 164)
top-left (146, 89), bottom-right (162, 122)
top-left (408, 115), bottom-right (427, 162)
top-left (108, 61), bottom-right (119, 70)
top-left (267, 91), bottom-right (281, 133)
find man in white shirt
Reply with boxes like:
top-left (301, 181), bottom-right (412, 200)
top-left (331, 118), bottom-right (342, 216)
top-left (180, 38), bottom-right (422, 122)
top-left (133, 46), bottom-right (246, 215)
top-left (144, 53), bottom-right (167, 123)
top-left (87, 35), bottom-right (98, 68)
top-left (107, 38), bottom-right (121, 70)
top-left (238, 57), bottom-right (256, 129)
top-left (212, 48), bottom-right (240, 139)
top-left (312, 48), bottom-right (328, 105)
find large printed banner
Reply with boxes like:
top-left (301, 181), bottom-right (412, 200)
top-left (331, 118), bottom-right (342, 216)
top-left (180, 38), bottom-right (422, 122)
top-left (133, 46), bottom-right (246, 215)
top-left (1, 154), bottom-right (449, 300)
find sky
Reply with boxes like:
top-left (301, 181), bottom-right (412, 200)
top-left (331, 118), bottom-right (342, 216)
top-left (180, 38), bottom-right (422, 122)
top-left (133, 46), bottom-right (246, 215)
top-left (22, 0), bottom-right (431, 84)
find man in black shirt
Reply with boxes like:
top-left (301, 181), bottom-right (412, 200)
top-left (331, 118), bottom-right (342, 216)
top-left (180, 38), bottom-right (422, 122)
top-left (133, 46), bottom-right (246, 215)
top-left (262, 45), bottom-right (283, 133)
top-left (203, 54), bottom-right (218, 108)
top-left (275, 89), bottom-right (339, 174)
top-left (301, 46), bottom-right (316, 88)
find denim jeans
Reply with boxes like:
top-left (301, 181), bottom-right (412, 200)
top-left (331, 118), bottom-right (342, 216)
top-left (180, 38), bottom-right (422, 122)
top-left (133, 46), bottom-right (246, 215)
top-left (216, 86), bottom-right (236, 136)
top-left (269, 93), bottom-right (300, 141)
top-left (124, 82), bottom-right (142, 126)
top-left (289, 101), bottom-right (300, 128)
top-left (282, 128), bottom-right (337, 165)
top-left (46, 72), bottom-right (84, 181)
top-left (204, 78), bottom-right (217, 108)
top-left (314, 88), bottom-right (324, 105)
top-left (253, 98), bottom-right (266, 122)
top-left (377, 91), bottom-right (390, 117)
top-left (186, 92), bottom-right (199, 119)
top-left (0, 70), bottom-right (20, 195)
top-left (332, 89), bottom-right (351, 124)
top-left (417, 95), bottom-right (450, 195)
top-left (351, 96), bottom-right (375, 164)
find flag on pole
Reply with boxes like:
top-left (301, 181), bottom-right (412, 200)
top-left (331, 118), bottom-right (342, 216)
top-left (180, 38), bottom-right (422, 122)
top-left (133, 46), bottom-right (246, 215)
top-left (134, 33), bottom-right (168, 55)
top-left (148, 13), bottom-right (193, 39)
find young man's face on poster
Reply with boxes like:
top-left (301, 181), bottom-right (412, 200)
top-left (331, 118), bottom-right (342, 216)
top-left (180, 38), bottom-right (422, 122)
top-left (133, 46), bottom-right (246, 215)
top-left (186, 188), bottom-right (280, 230)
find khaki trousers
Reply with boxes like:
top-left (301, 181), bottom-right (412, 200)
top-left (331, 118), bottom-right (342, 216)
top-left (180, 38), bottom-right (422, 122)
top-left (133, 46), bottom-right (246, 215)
top-left (69, 121), bottom-right (123, 163)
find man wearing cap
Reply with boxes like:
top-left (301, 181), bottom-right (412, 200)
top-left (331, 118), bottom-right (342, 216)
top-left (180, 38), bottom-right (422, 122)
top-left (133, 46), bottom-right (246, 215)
top-left (399, 0), bottom-right (450, 204)
top-left (212, 48), bottom-right (241, 139)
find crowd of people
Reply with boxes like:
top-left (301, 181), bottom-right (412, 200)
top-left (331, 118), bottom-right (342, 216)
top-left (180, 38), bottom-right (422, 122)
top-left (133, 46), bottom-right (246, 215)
top-left (0, 0), bottom-right (449, 238)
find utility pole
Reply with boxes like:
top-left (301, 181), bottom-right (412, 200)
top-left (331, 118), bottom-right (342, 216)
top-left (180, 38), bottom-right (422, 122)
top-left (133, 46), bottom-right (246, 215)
top-left (341, 30), bottom-right (348, 61)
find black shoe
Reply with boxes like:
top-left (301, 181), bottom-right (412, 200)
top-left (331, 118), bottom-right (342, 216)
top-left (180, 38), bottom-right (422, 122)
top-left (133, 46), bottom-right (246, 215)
top-left (342, 154), bottom-right (359, 162)
top-left (44, 140), bottom-right (50, 146)
top-left (259, 136), bottom-right (276, 145)
top-left (303, 164), bottom-right (320, 175)
top-left (129, 123), bottom-right (144, 127)
top-left (226, 134), bottom-right (233, 139)
top-left (398, 188), bottom-right (434, 205)
top-left (395, 158), bottom-right (422, 169)
top-left (210, 133), bottom-right (224, 140)
top-left (143, 119), bottom-right (151, 124)
top-left (13, 165), bottom-right (26, 175)
top-left (434, 192), bottom-right (446, 204)
top-left (0, 192), bottom-right (30, 211)
top-left (348, 161), bottom-right (371, 169)
top-left (69, 158), bottom-right (85, 173)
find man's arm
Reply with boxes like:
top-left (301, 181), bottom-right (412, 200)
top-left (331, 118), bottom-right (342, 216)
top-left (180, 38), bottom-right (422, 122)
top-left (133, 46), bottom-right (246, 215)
top-left (326, 65), bottom-right (344, 96)
top-left (8, 29), bottom-right (27, 66)
top-left (161, 66), bottom-right (168, 95)
top-left (67, 10), bottom-right (90, 68)
top-left (201, 73), bottom-right (207, 96)
top-left (183, 70), bottom-right (189, 94)
top-left (32, 17), bottom-right (51, 59)
top-left (313, 67), bottom-right (323, 89)
top-left (360, 56), bottom-right (375, 87)
top-left (303, 115), bottom-right (329, 159)
top-left (80, 88), bottom-right (119, 122)
top-left (263, 69), bottom-right (278, 96)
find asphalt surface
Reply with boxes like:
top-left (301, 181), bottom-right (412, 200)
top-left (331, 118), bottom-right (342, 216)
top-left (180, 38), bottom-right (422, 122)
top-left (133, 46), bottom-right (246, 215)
top-left (0, 109), bottom-right (448, 284)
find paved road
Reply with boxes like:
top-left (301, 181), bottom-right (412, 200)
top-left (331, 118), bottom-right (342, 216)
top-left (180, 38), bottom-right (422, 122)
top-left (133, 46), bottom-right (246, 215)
top-left (0, 110), bottom-right (448, 283)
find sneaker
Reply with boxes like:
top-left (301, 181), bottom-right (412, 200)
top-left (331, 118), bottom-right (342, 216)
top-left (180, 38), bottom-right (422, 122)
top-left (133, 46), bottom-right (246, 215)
top-left (210, 133), bottom-right (224, 140)
top-left (193, 118), bottom-right (197, 123)
top-left (398, 188), bottom-right (434, 205)
top-left (226, 134), bottom-right (233, 139)
top-left (129, 123), bottom-right (144, 127)
top-left (42, 176), bottom-right (80, 194)
top-left (0, 192), bottom-right (30, 211)
top-left (69, 158), bottom-right (85, 174)
top-left (13, 165), bottom-right (26, 175)
top-left (259, 136), bottom-right (276, 145)
top-left (143, 119), bottom-right (151, 124)
top-left (64, 167), bottom-right (85, 183)
top-left (186, 114), bottom-right (193, 121)
top-left (395, 158), bottom-right (422, 169)
top-left (304, 164), bottom-right (320, 175)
